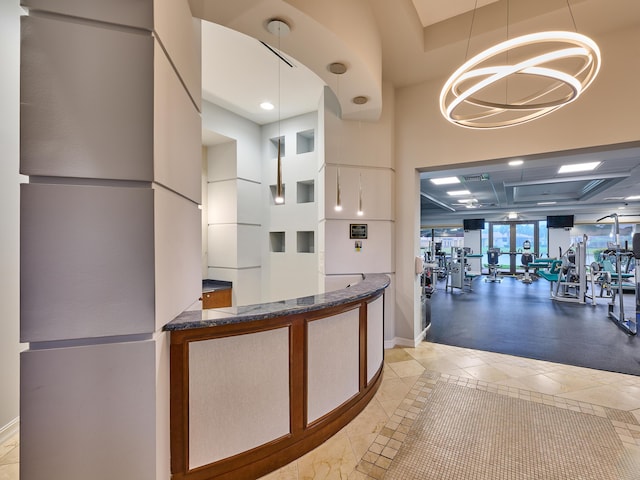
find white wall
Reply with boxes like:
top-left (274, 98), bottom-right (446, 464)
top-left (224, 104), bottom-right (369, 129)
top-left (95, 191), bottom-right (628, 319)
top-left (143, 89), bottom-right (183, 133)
top-left (201, 147), bottom-right (208, 277)
top-left (202, 101), bottom-right (263, 305)
top-left (0, 0), bottom-right (23, 439)
top-left (321, 83), bottom-right (397, 344)
top-left (262, 112), bottom-right (320, 302)
top-left (395, 24), bottom-right (640, 346)
top-left (202, 102), bottom-right (323, 305)
top-left (548, 228), bottom-right (572, 259)
top-left (464, 230), bottom-right (482, 274)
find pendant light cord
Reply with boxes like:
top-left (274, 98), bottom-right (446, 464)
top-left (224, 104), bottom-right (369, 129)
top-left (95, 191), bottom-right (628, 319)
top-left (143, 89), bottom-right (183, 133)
top-left (506, 0), bottom-right (510, 104)
top-left (277, 26), bottom-right (281, 140)
top-left (464, 0), bottom-right (479, 60)
top-left (336, 72), bottom-right (341, 209)
top-left (566, 0), bottom-right (578, 32)
top-left (506, 0), bottom-right (510, 41)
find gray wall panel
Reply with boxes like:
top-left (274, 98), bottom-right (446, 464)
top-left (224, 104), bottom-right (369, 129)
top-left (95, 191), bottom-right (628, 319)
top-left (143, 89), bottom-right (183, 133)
top-left (154, 42), bottom-right (201, 203)
top-left (20, 15), bottom-right (153, 180)
top-left (21, 183), bottom-right (155, 342)
top-left (20, 0), bottom-right (153, 31)
top-left (154, 185), bottom-right (201, 330)
top-left (20, 341), bottom-right (156, 480)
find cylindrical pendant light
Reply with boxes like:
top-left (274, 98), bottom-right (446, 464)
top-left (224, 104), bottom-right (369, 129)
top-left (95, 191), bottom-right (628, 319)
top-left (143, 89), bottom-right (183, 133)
top-left (275, 138), bottom-right (284, 204)
top-left (335, 167), bottom-right (342, 212)
top-left (329, 62), bottom-right (347, 212)
top-left (268, 18), bottom-right (290, 204)
top-left (356, 173), bottom-right (363, 216)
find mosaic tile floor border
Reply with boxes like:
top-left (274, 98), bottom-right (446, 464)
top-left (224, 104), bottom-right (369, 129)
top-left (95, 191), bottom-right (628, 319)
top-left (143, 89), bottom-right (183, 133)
top-left (356, 370), bottom-right (640, 479)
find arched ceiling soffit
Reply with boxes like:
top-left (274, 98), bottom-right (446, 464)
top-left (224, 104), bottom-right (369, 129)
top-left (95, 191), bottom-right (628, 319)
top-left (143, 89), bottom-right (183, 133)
top-left (189, 0), bottom-right (383, 121)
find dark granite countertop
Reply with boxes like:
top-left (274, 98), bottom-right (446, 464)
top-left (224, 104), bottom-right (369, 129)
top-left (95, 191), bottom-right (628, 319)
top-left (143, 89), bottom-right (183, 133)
top-left (164, 273), bottom-right (390, 331)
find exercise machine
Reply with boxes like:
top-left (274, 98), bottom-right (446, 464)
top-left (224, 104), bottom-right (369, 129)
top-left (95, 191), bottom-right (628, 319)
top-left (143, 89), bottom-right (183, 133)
top-left (434, 242), bottom-right (448, 279)
top-left (590, 250), bottom-right (635, 299)
top-left (519, 240), bottom-right (535, 284)
top-left (596, 214), bottom-right (638, 335)
top-left (552, 235), bottom-right (588, 303)
top-left (446, 247), bottom-right (481, 292)
top-left (485, 248), bottom-right (502, 282)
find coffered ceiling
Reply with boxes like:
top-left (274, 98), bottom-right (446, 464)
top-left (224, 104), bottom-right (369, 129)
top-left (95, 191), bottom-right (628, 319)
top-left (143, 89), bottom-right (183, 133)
top-left (420, 143), bottom-right (640, 224)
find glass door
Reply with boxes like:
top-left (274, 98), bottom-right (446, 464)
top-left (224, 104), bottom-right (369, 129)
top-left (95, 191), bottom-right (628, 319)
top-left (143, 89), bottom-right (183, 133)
top-left (515, 223), bottom-right (536, 273)
top-left (489, 222), bottom-right (538, 275)
top-left (491, 223), bottom-right (511, 273)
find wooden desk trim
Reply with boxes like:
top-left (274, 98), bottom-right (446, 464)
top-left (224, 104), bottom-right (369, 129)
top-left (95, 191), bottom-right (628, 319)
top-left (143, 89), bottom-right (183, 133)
top-left (169, 291), bottom-right (385, 480)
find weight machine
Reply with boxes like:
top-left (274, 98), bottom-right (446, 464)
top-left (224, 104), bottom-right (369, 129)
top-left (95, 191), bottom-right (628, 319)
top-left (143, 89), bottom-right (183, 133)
top-left (445, 247), bottom-right (481, 292)
top-left (549, 234), bottom-right (589, 304)
top-left (595, 214), bottom-right (638, 335)
top-left (433, 242), bottom-right (448, 279)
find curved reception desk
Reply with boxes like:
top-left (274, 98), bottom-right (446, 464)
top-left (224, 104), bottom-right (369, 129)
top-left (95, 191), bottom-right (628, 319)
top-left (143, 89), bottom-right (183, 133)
top-left (164, 274), bottom-right (390, 480)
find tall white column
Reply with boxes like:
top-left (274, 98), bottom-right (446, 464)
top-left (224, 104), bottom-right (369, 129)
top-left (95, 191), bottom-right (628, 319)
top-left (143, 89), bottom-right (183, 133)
top-left (0, 1), bottom-right (23, 440)
top-left (19, 1), bottom-right (201, 478)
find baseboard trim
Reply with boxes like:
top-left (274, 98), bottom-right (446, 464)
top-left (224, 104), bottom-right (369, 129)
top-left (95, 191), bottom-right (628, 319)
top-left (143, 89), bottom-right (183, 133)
top-left (0, 417), bottom-right (19, 445)
top-left (384, 325), bottom-right (429, 350)
top-left (384, 339), bottom-right (399, 349)
top-left (385, 336), bottom-right (414, 348)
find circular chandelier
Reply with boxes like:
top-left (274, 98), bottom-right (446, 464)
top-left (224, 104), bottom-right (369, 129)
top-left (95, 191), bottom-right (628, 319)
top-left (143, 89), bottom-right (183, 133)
top-left (439, 31), bottom-right (601, 129)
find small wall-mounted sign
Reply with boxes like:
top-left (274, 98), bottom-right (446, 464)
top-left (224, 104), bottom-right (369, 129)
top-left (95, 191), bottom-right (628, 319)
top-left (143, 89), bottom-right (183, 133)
top-left (350, 223), bottom-right (368, 239)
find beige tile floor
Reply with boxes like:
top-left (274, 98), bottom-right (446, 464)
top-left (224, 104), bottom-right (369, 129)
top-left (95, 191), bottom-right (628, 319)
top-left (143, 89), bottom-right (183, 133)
top-left (2, 342), bottom-right (639, 479)
top-left (260, 342), bottom-right (640, 479)
top-left (0, 431), bottom-right (18, 480)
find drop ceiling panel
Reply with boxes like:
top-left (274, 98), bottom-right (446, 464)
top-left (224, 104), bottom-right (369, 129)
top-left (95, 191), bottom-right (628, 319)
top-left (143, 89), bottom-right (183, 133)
top-left (512, 180), bottom-right (592, 203)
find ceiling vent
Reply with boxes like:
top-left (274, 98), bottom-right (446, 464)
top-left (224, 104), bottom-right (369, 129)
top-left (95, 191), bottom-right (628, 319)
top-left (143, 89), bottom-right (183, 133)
top-left (463, 173), bottom-right (490, 182)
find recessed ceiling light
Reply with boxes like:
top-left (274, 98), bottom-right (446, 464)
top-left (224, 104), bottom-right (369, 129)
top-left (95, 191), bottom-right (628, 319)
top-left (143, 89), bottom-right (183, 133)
top-left (625, 195), bottom-right (640, 200)
top-left (447, 190), bottom-right (471, 196)
top-left (509, 160), bottom-right (524, 166)
top-left (558, 161), bottom-right (600, 174)
top-left (508, 212), bottom-right (518, 219)
top-left (537, 201), bottom-right (557, 205)
top-left (260, 101), bottom-right (275, 110)
top-left (458, 198), bottom-right (477, 203)
top-left (430, 176), bottom-right (460, 185)
top-left (603, 197), bottom-right (625, 200)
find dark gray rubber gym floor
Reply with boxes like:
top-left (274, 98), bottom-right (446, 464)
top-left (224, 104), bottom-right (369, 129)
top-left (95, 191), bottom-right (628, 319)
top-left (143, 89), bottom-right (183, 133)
top-left (426, 275), bottom-right (640, 376)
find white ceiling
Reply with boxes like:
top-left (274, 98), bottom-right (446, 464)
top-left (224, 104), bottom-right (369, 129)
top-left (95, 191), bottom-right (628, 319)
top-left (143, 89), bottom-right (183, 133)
top-left (199, 0), bottom-right (640, 125)
top-left (411, 0), bottom-right (499, 27)
top-left (197, 0), bottom-right (640, 218)
top-left (201, 20), bottom-right (325, 127)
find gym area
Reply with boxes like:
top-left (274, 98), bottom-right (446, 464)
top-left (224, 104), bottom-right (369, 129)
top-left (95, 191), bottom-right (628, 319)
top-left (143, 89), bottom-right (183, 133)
top-left (421, 216), bottom-right (640, 376)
